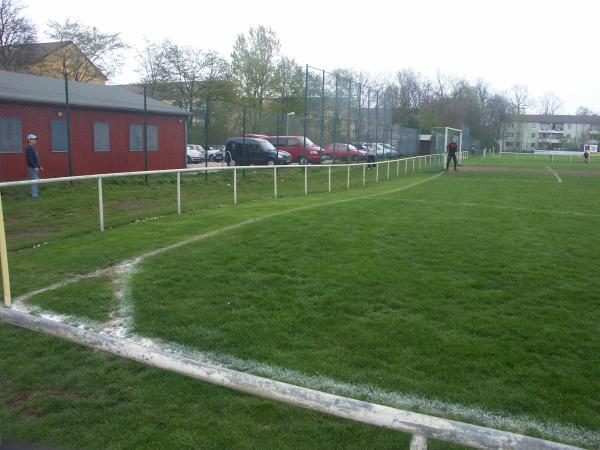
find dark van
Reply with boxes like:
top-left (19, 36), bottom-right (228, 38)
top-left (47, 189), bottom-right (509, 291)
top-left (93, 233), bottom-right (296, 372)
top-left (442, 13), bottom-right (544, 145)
top-left (225, 137), bottom-right (292, 166)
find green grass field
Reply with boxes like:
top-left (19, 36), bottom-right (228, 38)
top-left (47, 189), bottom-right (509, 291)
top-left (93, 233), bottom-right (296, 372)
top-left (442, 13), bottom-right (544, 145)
top-left (1, 155), bottom-right (600, 449)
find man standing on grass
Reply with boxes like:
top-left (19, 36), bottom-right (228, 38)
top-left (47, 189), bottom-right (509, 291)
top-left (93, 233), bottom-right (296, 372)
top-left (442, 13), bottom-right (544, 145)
top-left (446, 137), bottom-right (458, 171)
top-left (367, 143), bottom-right (376, 169)
top-left (25, 134), bottom-right (42, 198)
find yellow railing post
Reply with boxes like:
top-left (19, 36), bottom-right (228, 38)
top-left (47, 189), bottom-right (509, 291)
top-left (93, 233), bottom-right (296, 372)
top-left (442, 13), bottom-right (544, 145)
top-left (0, 191), bottom-right (11, 307)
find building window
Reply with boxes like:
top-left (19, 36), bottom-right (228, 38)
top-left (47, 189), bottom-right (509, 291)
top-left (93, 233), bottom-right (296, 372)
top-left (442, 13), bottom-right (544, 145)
top-left (567, 124), bottom-right (572, 130)
top-left (540, 123), bottom-right (551, 131)
top-left (531, 143), bottom-right (535, 148)
top-left (93, 122), bottom-right (110, 152)
top-left (531, 133), bottom-right (536, 138)
top-left (531, 123), bottom-right (537, 128)
top-left (51, 120), bottom-right (68, 152)
top-left (129, 124), bottom-right (158, 151)
top-left (0, 118), bottom-right (23, 153)
top-left (505, 141), bottom-right (513, 147)
top-left (554, 123), bottom-right (564, 131)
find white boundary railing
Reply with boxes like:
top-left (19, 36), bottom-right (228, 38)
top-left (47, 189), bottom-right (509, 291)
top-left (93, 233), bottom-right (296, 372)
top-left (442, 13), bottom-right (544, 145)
top-left (0, 307), bottom-right (583, 450)
top-left (498, 151), bottom-right (589, 163)
top-left (0, 148), bottom-right (587, 449)
top-left (0, 153), bottom-right (459, 308)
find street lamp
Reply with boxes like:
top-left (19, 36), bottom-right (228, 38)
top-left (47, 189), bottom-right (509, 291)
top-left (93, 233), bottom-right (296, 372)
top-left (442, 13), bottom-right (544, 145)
top-left (286, 111), bottom-right (295, 135)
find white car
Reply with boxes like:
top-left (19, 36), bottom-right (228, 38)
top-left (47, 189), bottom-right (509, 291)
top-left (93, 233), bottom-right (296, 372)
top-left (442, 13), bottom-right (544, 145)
top-left (186, 145), bottom-right (204, 164)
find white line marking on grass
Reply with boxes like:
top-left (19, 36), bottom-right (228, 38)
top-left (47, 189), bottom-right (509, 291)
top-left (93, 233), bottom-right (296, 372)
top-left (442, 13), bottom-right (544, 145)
top-left (367, 198), bottom-right (600, 219)
top-left (15, 170), bottom-right (600, 448)
top-left (546, 166), bottom-right (563, 183)
top-left (449, 177), bottom-right (557, 184)
top-left (8, 302), bottom-right (600, 448)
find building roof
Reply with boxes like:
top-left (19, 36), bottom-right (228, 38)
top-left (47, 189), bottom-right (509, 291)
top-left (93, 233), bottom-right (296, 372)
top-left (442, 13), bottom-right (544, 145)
top-left (0, 70), bottom-right (188, 116)
top-left (13, 41), bottom-right (71, 66)
top-left (516, 114), bottom-right (600, 125)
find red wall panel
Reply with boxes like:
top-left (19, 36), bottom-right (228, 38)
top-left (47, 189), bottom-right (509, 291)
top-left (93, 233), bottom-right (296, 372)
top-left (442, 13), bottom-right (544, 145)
top-left (0, 103), bottom-right (186, 181)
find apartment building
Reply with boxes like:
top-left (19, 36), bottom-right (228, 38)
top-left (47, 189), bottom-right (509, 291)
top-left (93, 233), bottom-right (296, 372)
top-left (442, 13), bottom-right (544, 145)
top-left (501, 115), bottom-right (600, 151)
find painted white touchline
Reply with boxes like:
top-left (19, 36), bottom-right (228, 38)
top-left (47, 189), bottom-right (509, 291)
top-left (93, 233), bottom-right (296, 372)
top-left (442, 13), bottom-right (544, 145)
top-left (18, 171), bottom-right (600, 447)
top-left (365, 198), bottom-right (600, 219)
top-left (546, 166), bottom-right (563, 183)
top-left (16, 172), bottom-right (445, 305)
top-left (8, 301), bottom-right (600, 449)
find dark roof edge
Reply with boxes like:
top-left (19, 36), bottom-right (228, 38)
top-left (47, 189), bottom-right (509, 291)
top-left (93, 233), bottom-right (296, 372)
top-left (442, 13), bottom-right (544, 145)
top-left (0, 96), bottom-right (190, 117)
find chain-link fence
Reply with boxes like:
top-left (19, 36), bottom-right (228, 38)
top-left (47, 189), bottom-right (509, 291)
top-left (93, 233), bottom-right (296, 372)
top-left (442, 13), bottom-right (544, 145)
top-left (180, 65), bottom-right (419, 167)
top-left (0, 66), bottom-right (431, 256)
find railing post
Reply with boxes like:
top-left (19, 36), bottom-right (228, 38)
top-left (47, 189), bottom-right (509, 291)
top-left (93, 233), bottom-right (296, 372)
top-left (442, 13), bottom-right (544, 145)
top-left (387, 161), bottom-right (390, 180)
top-left (410, 434), bottom-right (428, 450)
top-left (412, 158), bottom-right (415, 173)
top-left (376, 163), bottom-right (379, 182)
top-left (362, 164), bottom-right (366, 185)
top-left (274, 167), bottom-right (278, 199)
top-left (328, 166), bottom-right (332, 192)
top-left (98, 177), bottom-right (104, 232)
top-left (176, 171), bottom-right (181, 215)
top-left (397, 159), bottom-right (400, 176)
top-left (233, 168), bottom-right (237, 204)
top-left (347, 165), bottom-right (350, 190)
top-left (304, 166), bottom-right (308, 195)
top-left (0, 191), bottom-right (11, 307)
top-left (418, 157), bottom-right (422, 171)
top-left (405, 159), bottom-right (408, 174)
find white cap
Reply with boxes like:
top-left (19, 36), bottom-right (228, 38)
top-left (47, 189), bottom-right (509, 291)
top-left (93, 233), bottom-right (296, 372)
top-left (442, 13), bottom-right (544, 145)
top-left (27, 134), bottom-right (38, 140)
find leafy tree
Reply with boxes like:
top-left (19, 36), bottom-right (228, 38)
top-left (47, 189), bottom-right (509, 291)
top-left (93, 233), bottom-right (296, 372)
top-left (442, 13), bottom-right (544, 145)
top-left (230, 25), bottom-right (280, 111)
top-left (0, 0), bottom-right (36, 70)
top-left (47, 19), bottom-right (127, 81)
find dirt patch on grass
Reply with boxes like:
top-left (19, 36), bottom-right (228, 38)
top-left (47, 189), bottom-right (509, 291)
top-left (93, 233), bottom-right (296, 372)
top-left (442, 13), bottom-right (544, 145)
top-left (460, 166), bottom-right (600, 176)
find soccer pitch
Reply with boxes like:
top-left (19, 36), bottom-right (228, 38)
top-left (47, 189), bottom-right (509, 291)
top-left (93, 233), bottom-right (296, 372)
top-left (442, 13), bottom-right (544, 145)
top-left (1, 158), bottom-right (600, 449)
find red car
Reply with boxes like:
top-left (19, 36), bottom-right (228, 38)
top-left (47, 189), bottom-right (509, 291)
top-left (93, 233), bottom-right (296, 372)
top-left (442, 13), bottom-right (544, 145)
top-left (266, 136), bottom-right (326, 165)
top-left (323, 143), bottom-right (367, 162)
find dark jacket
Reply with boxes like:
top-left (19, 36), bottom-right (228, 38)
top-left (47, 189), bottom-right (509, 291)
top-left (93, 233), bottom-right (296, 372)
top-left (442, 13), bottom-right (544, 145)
top-left (26, 145), bottom-right (40, 169)
top-left (447, 142), bottom-right (458, 156)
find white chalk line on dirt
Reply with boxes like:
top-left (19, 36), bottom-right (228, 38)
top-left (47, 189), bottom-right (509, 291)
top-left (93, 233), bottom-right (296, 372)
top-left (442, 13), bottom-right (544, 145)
top-left (546, 166), bottom-right (563, 183)
top-left (11, 170), bottom-right (600, 447)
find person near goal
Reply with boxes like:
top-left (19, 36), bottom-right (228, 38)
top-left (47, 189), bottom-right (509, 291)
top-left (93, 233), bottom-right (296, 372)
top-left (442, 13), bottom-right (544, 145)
top-left (583, 148), bottom-right (590, 163)
top-left (446, 137), bottom-right (458, 171)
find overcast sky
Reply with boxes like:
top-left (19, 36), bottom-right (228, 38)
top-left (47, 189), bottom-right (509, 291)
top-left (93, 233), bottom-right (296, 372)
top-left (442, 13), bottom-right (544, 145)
top-left (25, 0), bottom-right (600, 114)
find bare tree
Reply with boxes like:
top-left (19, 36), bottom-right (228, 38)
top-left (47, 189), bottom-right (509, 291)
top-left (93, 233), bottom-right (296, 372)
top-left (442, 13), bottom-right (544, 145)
top-left (161, 42), bottom-right (228, 118)
top-left (509, 84), bottom-right (530, 114)
top-left (575, 105), bottom-right (595, 116)
top-left (47, 19), bottom-right (127, 81)
top-left (0, 0), bottom-right (36, 70)
top-left (474, 79), bottom-right (491, 109)
top-left (536, 92), bottom-right (562, 115)
top-left (137, 40), bottom-right (170, 97)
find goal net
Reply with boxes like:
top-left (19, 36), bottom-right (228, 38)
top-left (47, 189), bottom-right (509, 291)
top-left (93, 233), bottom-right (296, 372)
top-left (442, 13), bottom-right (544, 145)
top-left (431, 127), bottom-right (463, 168)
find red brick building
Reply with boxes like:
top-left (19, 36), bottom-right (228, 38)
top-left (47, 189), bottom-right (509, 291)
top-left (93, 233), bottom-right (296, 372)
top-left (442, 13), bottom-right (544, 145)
top-left (0, 70), bottom-right (188, 181)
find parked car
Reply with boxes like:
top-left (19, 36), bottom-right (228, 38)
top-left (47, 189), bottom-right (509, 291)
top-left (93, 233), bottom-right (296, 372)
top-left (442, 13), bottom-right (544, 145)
top-left (381, 144), bottom-right (400, 158)
top-left (210, 149), bottom-right (225, 162)
top-left (225, 137), bottom-right (292, 166)
top-left (354, 142), bottom-right (387, 158)
top-left (186, 145), bottom-right (204, 164)
top-left (205, 145), bottom-right (226, 161)
top-left (323, 143), bottom-right (367, 161)
top-left (266, 136), bottom-right (326, 165)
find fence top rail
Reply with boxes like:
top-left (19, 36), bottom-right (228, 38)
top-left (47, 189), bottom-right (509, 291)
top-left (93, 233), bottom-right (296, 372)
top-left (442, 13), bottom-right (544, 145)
top-left (0, 153), bottom-right (456, 189)
top-left (0, 307), bottom-right (584, 450)
top-left (500, 151), bottom-right (584, 156)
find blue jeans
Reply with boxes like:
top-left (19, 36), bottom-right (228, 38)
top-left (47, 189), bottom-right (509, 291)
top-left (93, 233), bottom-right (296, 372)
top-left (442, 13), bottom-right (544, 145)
top-left (28, 167), bottom-right (39, 198)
